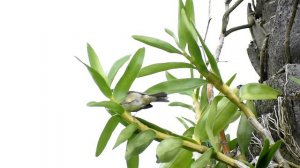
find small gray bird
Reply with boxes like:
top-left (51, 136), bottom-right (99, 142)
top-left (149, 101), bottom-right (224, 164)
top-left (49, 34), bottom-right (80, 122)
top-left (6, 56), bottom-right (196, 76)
top-left (121, 91), bottom-right (169, 112)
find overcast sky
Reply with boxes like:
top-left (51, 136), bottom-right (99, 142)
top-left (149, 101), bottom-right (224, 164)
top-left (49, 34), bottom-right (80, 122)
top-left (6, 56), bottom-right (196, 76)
top-left (0, 0), bottom-right (258, 168)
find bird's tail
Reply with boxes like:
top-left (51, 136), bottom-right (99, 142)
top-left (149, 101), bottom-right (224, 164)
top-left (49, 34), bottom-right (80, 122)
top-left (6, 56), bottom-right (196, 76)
top-left (150, 92), bottom-right (169, 102)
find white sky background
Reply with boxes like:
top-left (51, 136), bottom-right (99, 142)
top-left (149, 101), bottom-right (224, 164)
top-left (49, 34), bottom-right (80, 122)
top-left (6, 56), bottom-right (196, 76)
top-left (0, 0), bottom-right (259, 168)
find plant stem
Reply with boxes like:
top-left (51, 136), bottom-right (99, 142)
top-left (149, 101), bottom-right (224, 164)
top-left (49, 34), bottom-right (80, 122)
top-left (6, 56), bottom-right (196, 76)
top-left (121, 111), bottom-right (248, 168)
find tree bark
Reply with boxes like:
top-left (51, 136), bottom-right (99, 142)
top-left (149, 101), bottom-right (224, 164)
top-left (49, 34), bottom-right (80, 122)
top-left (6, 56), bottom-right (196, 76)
top-left (247, 0), bottom-right (300, 164)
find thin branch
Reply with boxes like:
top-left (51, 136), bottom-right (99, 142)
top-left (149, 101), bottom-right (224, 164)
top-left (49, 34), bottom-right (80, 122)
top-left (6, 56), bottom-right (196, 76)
top-left (225, 23), bottom-right (253, 37)
top-left (284, 0), bottom-right (299, 63)
top-left (204, 0), bottom-right (212, 41)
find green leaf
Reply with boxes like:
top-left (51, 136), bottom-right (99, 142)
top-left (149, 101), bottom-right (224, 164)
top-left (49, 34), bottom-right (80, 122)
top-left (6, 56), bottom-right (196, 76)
top-left (182, 117), bottom-right (196, 126)
top-left (289, 76), bottom-right (300, 86)
top-left (206, 96), bottom-right (223, 151)
top-left (95, 115), bottom-right (120, 157)
top-left (156, 137), bottom-right (183, 163)
top-left (159, 149), bottom-right (193, 168)
top-left (191, 148), bottom-right (213, 168)
top-left (256, 140), bottom-right (282, 168)
top-left (200, 84), bottom-right (208, 111)
top-left (145, 78), bottom-right (207, 95)
top-left (228, 138), bottom-right (238, 150)
top-left (194, 108), bottom-right (209, 141)
top-left (125, 130), bottom-right (156, 160)
top-left (165, 28), bottom-right (180, 48)
top-left (113, 48), bottom-right (145, 102)
top-left (113, 123), bottom-right (138, 149)
top-left (176, 117), bottom-right (189, 129)
top-left (226, 73), bottom-right (237, 86)
top-left (178, 0), bottom-right (187, 50)
top-left (165, 72), bottom-right (193, 96)
top-left (87, 43), bottom-right (108, 83)
top-left (126, 155), bottom-right (139, 168)
top-left (138, 62), bottom-right (195, 77)
top-left (181, 10), bottom-right (208, 74)
top-left (185, 0), bottom-right (195, 24)
top-left (169, 102), bottom-right (194, 111)
top-left (237, 113), bottom-right (253, 156)
top-left (132, 35), bottom-right (182, 54)
top-left (193, 23), bottom-right (222, 80)
top-left (107, 55), bottom-right (131, 85)
top-left (76, 57), bottom-right (112, 98)
top-left (212, 97), bottom-right (239, 135)
top-left (87, 101), bottom-right (124, 115)
top-left (239, 83), bottom-right (281, 100)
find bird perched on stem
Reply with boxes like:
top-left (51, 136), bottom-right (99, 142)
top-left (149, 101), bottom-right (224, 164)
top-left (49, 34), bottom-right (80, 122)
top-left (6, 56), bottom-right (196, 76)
top-left (121, 91), bottom-right (168, 112)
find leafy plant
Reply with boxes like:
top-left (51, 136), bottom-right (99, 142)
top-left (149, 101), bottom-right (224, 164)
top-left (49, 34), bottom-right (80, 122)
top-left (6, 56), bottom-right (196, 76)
top-left (77, 0), bottom-right (286, 167)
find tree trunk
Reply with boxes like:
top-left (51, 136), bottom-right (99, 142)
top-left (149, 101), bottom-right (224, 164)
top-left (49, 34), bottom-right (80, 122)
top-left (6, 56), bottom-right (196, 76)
top-left (247, 0), bottom-right (300, 164)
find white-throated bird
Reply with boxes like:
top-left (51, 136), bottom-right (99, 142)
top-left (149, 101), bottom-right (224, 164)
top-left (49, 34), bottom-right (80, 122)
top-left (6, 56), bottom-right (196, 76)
top-left (121, 91), bottom-right (168, 112)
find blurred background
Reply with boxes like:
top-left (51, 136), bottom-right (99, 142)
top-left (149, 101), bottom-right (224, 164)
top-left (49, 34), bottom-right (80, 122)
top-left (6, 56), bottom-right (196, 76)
top-left (0, 0), bottom-right (258, 167)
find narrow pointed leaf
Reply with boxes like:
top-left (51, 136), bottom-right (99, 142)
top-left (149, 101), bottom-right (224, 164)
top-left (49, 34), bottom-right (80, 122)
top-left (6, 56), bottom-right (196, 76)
top-left (156, 137), bottom-right (183, 163)
top-left (185, 0), bottom-right (195, 23)
top-left (256, 140), bottom-right (282, 168)
top-left (165, 72), bottom-right (193, 96)
top-left (181, 10), bottom-right (208, 73)
top-left (178, 0), bottom-right (187, 49)
top-left (76, 57), bottom-right (112, 98)
top-left (212, 96), bottom-right (239, 135)
top-left (87, 101), bottom-right (124, 115)
top-left (191, 148), bottom-right (213, 168)
top-left (108, 55), bottom-right (131, 85)
top-left (125, 130), bottom-right (156, 160)
top-left (289, 76), bottom-right (300, 86)
top-left (226, 73), bottom-right (237, 86)
top-left (159, 149), bottom-right (193, 168)
top-left (169, 102), bottom-right (194, 111)
top-left (95, 115), bottom-right (120, 157)
top-left (176, 117), bottom-right (189, 129)
top-left (126, 154), bottom-right (139, 168)
top-left (113, 48), bottom-right (145, 102)
top-left (182, 117), bottom-right (196, 126)
top-left (132, 35), bottom-right (182, 54)
top-left (237, 113), bottom-right (253, 156)
top-left (87, 43), bottom-right (108, 82)
top-left (165, 28), bottom-right (181, 48)
top-left (206, 96), bottom-right (223, 151)
top-left (194, 109), bottom-right (209, 141)
top-left (192, 23), bottom-right (222, 80)
top-left (138, 62), bottom-right (195, 77)
top-left (145, 78), bottom-right (207, 95)
top-left (239, 83), bottom-right (281, 100)
top-left (200, 84), bottom-right (208, 111)
top-left (113, 123), bottom-right (138, 149)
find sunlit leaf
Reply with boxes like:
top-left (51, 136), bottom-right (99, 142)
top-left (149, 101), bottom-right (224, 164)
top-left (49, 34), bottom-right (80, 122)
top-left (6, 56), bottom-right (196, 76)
top-left (156, 137), bottom-right (183, 163)
top-left (138, 62), bottom-right (195, 77)
top-left (239, 83), bottom-right (281, 100)
top-left (113, 123), bottom-right (138, 149)
top-left (87, 101), bottom-right (124, 115)
top-left (200, 84), bottom-right (208, 111)
top-left (165, 72), bottom-right (193, 96)
top-left (127, 155), bottom-right (139, 168)
top-left (165, 28), bottom-right (180, 48)
top-left (191, 148), bottom-right (213, 168)
top-left (289, 76), bottom-right (300, 86)
top-left (169, 102), bottom-right (194, 111)
top-left (125, 130), bottom-right (156, 160)
top-left (185, 0), bottom-right (195, 24)
top-left (181, 10), bottom-right (208, 74)
top-left (145, 78), bottom-right (207, 95)
top-left (95, 115), bottom-right (120, 157)
top-left (107, 55), bottom-right (131, 85)
top-left (113, 48), bottom-right (145, 102)
top-left (182, 117), bottom-right (196, 126)
top-left (87, 43), bottom-right (108, 83)
top-left (76, 57), bottom-right (112, 98)
top-left (178, 0), bottom-right (187, 49)
top-left (132, 35), bottom-right (182, 54)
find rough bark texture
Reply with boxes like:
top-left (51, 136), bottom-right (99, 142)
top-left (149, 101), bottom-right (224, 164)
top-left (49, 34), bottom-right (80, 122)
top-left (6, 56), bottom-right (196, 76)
top-left (247, 0), bottom-right (300, 164)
